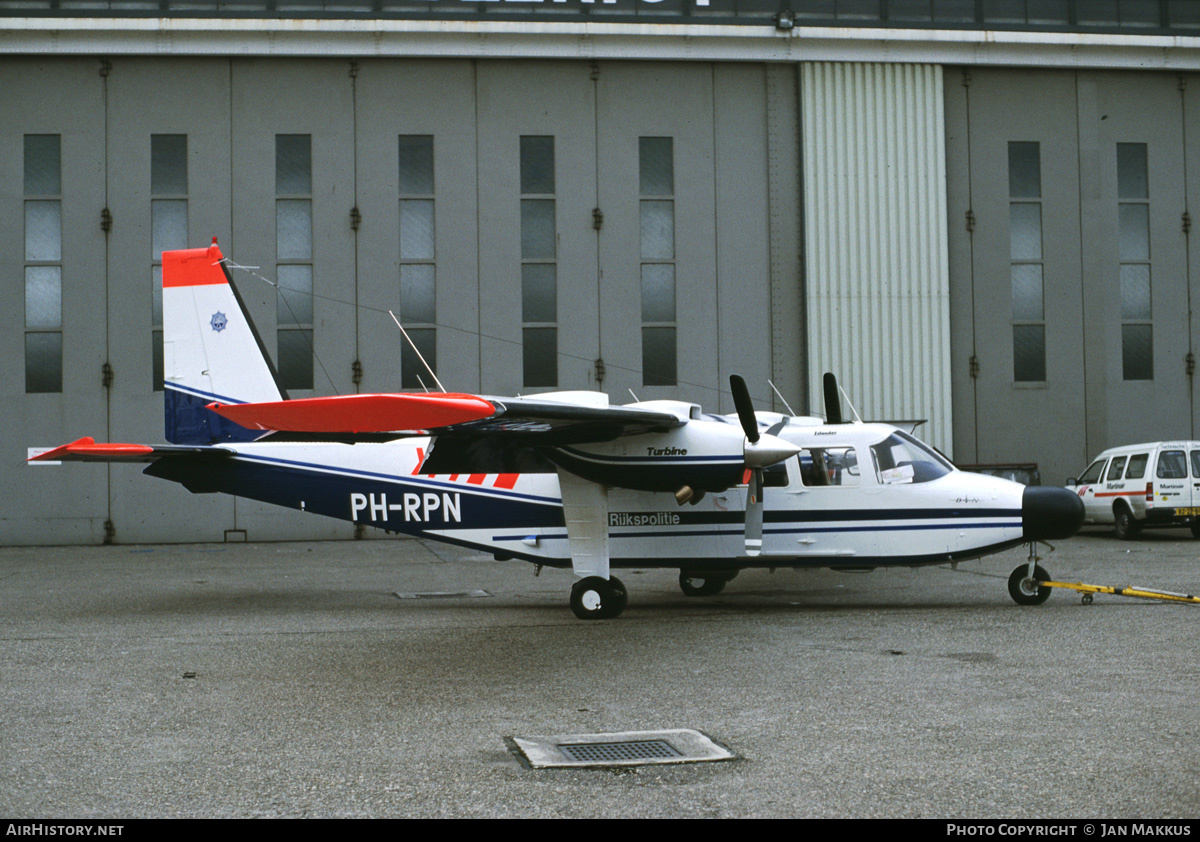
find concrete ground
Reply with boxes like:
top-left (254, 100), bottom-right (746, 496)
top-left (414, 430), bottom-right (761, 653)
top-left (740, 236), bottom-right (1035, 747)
top-left (1, 529), bottom-right (1197, 818)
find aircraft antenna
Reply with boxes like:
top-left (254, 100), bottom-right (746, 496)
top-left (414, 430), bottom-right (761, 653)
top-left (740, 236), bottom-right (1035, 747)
top-left (220, 257), bottom-right (341, 397)
top-left (628, 388), bottom-right (640, 403)
top-left (388, 310), bottom-right (446, 393)
top-left (840, 385), bottom-right (863, 423)
top-left (767, 380), bottom-right (797, 416)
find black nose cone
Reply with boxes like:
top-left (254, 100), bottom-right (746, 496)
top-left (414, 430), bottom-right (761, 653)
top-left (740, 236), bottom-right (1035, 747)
top-left (1023, 485), bottom-right (1085, 541)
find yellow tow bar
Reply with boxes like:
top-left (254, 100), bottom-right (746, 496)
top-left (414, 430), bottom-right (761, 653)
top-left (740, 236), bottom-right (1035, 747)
top-left (1039, 579), bottom-right (1200, 606)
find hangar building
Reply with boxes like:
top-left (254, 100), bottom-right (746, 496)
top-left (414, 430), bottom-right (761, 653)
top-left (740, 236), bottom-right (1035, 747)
top-left (4, 1), bottom-right (1200, 544)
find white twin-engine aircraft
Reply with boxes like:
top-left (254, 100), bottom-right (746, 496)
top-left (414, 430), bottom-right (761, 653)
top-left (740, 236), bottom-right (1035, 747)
top-left (31, 241), bottom-right (1086, 619)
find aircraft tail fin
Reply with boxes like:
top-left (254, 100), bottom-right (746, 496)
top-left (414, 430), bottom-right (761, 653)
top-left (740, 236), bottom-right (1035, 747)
top-left (162, 240), bottom-right (287, 444)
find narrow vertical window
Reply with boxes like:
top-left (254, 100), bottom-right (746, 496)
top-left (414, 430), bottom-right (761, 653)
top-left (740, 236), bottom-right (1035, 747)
top-left (1118, 142), bottom-right (1153, 380)
top-left (398, 135), bottom-right (437, 390)
top-left (520, 135), bottom-right (557, 388)
top-left (151, 134), bottom-right (187, 391)
top-left (640, 137), bottom-right (676, 387)
top-left (276, 135), bottom-right (314, 391)
top-left (1008, 141), bottom-right (1045, 383)
top-left (25, 134), bottom-right (62, 393)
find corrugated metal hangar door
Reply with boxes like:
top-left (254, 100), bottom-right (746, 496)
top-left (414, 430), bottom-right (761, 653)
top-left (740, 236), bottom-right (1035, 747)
top-left (1, 58), bottom-right (792, 544)
top-left (947, 68), bottom-right (1200, 488)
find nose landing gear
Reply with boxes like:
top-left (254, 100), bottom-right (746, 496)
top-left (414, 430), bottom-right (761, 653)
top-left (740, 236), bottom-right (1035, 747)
top-left (1008, 543), bottom-right (1052, 606)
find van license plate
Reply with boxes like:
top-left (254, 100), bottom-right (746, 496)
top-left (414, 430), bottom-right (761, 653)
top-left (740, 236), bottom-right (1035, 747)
top-left (1175, 507), bottom-right (1200, 516)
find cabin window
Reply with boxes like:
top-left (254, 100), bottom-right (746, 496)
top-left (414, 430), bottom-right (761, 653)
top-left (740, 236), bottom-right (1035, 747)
top-left (1125, 454), bottom-right (1149, 479)
top-left (797, 447), bottom-right (861, 488)
top-left (1156, 450), bottom-right (1187, 479)
top-left (870, 431), bottom-right (953, 484)
top-left (1104, 455), bottom-right (1127, 482)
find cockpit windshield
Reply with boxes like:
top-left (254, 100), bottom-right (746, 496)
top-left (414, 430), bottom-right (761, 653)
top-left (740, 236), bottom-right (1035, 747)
top-left (870, 431), bottom-right (954, 485)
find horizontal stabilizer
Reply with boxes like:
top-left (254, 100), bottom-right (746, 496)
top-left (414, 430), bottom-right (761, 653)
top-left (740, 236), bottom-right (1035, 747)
top-left (207, 393), bottom-right (498, 434)
top-left (28, 437), bottom-right (229, 463)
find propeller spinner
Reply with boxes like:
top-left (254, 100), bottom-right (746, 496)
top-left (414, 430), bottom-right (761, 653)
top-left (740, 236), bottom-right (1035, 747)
top-left (730, 375), bottom-right (800, 556)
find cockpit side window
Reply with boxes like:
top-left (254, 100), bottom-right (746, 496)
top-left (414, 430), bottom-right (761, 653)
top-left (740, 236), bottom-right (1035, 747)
top-left (870, 431), bottom-right (953, 485)
top-left (797, 446), bottom-right (861, 488)
top-left (763, 462), bottom-right (789, 488)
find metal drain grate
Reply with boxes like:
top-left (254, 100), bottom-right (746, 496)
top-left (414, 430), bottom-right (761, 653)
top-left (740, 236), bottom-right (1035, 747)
top-left (557, 739), bottom-right (682, 763)
top-left (507, 728), bottom-right (736, 769)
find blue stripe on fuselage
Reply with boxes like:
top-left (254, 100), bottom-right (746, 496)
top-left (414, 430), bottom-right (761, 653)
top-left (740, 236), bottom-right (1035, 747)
top-left (145, 452), bottom-right (564, 534)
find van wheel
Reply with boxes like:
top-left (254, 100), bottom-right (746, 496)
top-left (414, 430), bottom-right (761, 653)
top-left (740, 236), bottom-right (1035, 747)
top-left (1114, 505), bottom-right (1142, 540)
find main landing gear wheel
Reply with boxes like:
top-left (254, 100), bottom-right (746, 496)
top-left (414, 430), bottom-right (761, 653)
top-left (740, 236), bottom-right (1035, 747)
top-left (1007, 563), bottom-right (1052, 606)
top-left (679, 571), bottom-right (729, 597)
top-left (570, 576), bottom-right (628, 620)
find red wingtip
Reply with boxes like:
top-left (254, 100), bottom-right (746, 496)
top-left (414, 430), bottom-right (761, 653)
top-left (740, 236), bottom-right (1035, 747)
top-left (207, 393), bottom-right (496, 434)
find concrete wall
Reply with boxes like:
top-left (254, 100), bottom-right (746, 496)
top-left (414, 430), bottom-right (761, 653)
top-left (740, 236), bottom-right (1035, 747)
top-left (1, 56), bottom-right (798, 544)
top-left (947, 67), bottom-right (1200, 486)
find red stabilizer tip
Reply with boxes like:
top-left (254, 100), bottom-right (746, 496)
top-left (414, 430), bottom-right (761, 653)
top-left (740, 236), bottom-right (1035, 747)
top-left (30, 437), bottom-right (155, 461)
top-left (162, 241), bottom-right (228, 288)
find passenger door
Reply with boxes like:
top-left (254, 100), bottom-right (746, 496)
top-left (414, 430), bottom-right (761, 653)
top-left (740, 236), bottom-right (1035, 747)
top-left (1073, 458), bottom-right (1109, 523)
top-left (1122, 452), bottom-right (1151, 517)
top-left (1153, 449), bottom-right (1191, 512)
top-left (1190, 450), bottom-right (1200, 514)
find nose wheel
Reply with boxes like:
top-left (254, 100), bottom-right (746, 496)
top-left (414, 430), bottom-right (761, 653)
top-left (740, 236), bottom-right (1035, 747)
top-left (570, 576), bottom-right (628, 619)
top-left (1007, 562), bottom-right (1051, 606)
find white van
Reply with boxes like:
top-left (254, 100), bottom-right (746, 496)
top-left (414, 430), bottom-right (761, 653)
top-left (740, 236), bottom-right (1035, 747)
top-left (1067, 441), bottom-right (1200, 539)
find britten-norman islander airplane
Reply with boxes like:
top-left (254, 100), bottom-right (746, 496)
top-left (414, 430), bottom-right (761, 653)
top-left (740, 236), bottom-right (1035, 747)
top-left (31, 241), bottom-right (1086, 619)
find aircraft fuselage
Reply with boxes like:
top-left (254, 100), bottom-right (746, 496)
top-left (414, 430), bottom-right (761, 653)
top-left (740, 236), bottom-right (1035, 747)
top-left (144, 420), bottom-right (1037, 571)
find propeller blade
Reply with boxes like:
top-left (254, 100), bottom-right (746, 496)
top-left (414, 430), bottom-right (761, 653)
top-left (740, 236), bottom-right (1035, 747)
top-left (729, 374), bottom-right (760, 444)
top-left (745, 467), bottom-right (763, 556)
top-left (823, 372), bottom-right (843, 425)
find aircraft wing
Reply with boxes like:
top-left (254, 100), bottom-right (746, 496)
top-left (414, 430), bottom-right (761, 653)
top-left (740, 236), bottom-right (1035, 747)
top-left (28, 437), bottom-right (230, 464)
top-left (205, 392), bottom-right (687, 441)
